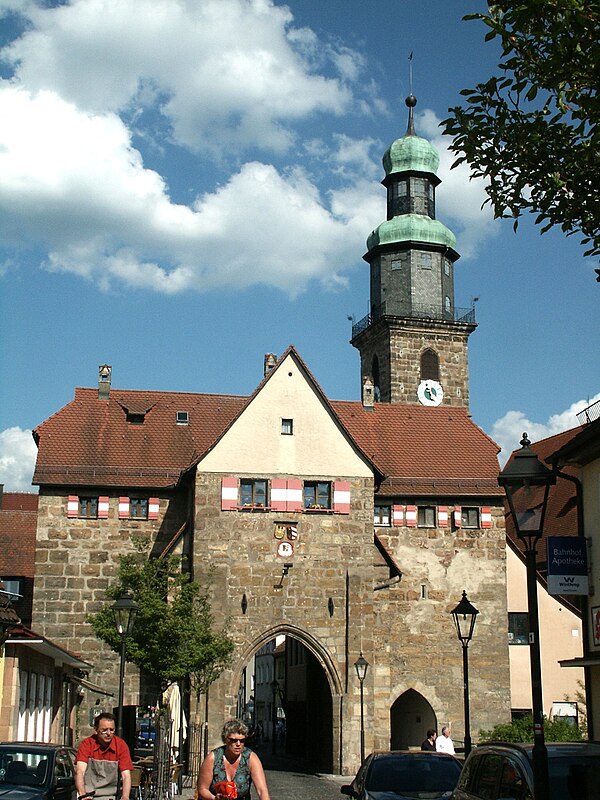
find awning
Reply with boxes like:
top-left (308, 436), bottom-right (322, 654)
top-left (560, 656), bottom-right (600, 668)
top-left (7, 631), bottom-right (92, 669)
top-left (71, 676), bottom-right (114, 697)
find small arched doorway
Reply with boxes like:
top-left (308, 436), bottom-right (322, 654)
top-left (390, 690), bottom-right (437, 750)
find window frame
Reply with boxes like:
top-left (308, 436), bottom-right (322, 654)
top-left (239, 478), bottom-right (269, 509)
top-left (281, 418), bottom-right (293, 435)
top-left (374, 505), bottom-right (391, 526)
top-left (303, 481), bottom-right (332, 510)
top-left (129, 497), bottom-right (149, 519)
top-left (78, 497), bottom-right (98, 519)
top-left (461, 507), bottom-right (480, 529)
top-left (508, 612), bottom-right (529, 645)
top-left (417, 506), bottom-right (436, 528)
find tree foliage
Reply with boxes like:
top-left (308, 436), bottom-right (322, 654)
top-left (442, 1), bottom-right (600, 259)
top-left (480, 713), bottom-right (584, 743)
top-left (88, 538), bottom-right (234, 693)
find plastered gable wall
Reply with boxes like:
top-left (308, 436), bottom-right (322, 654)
top-left (192, 352), bottom-right (376, 772)
top-left (199, 353), bottom-right (372, 477)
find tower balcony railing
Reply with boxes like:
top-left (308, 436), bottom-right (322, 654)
top-left (576, 398), bottom-right (600, 425)
top-left (351, 302), bottom-right (476, 338)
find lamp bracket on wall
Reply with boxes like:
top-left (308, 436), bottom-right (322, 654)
top-left (273, 562), bottom-right (294, 589)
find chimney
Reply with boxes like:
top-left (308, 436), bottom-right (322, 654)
top-left (98, 365), bottom-right (112, 399)
top-left (264, 353), bottom-right (278, 377)
top-left (362, 376), bottom-right (375, 410)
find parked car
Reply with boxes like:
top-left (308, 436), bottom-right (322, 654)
top-left (452, 741), bottom-right (600, 800)
top-left (0, 743), bottom-right (77, 800)
top-left (341, 750), bottom-right (463, 800)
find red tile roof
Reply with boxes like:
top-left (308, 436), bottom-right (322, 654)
top-left (1, 492), bottom-right (39, 511)
top-left (0, 493), bottom-right (38, 626)
top-left (33, 388), bottom-right (246, 488)
top-left (334, 402), bottom-right (502, 496)
top-left (33, 357), bottom-right (502, 495)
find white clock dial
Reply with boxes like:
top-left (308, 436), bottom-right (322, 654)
top-left (417, 380), bottom-right (443, 407)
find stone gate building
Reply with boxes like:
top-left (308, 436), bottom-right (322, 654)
top-left (29, 98), bottom-right (510, 773)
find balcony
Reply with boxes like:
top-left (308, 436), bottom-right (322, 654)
top-left (352, 302), bottom-right (476, 338)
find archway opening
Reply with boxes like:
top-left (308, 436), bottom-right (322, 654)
top-left (236, 634), bottom-right (333, 771)
top-left (390, 689), bottom-right (437, 750)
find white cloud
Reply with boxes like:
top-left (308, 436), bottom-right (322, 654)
top-left (2, 0), bottom-right (356, 155)
top-left (491, 393), bottom-right (600, 466)
top-left (0, 86), bottom-right (370, 295)
top-left (0, 427), bottom-right (38, 492)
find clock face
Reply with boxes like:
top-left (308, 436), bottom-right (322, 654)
top-left (417, 380), bottom-right (443, 407)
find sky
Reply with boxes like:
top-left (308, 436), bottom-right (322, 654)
top-left (0, 0), bottom-right (598, 492)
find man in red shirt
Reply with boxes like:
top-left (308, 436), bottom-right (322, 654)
top-left (75, 713), bottom-right (133, 800)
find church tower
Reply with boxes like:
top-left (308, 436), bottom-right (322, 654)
top-left (351, 95), bottom-right (476, 409)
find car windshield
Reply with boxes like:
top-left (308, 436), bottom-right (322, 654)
top-left (548, 754), bottom-right (600, 800)
top-left (367, 754), bottom-right (461, 797)
top-left (0, 748), bottom-right (51, 788)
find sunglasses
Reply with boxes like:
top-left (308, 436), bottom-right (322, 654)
top-left (227, 737), bottom-right (245, 744)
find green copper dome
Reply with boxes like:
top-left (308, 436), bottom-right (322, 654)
top-left (367, 214), bottom-right (456, 251)
top-left (382, 94), bottom-right (439, 177)
top-left (382, 134), bottom-right (439, 176)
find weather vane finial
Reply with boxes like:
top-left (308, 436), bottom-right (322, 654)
top-left (406, 52), bottom-right (417, 135)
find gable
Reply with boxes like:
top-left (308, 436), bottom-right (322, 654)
top-left (198, 353), bottom-right (373, 478)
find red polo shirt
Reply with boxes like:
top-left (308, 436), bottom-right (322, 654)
top-left (76, 734), bottom-right (134, 771)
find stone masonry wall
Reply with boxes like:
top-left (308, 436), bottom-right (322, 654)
top-left (192, 471), bottom-right (375, 775)
top-left (372, 501), bottom-right (510, 749)
top-left (32, 488), bottom-right (189, 735)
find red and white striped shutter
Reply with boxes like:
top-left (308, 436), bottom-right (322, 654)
top-left (148, 497), bottom-right (160, 520)
top-left (405, 505), bottom-right (417, 527)
top-left (392, 505), bottom-right (404, 526)
top-left (286, 480), bottom-right (303, 512)
top-left (333, 481), bottom-right (350, 514)
top-left (221, 478), bottom-right (238, 511)
top-left (118, 497), bottom-right (130, 519)
top-left (67, 496), bottom-right (79, 518)
top-left (270, 479), bottom-right (287, 512)
top-left (98, 496), bottom-right (109, 519)
top-left (438, 506), bottom-right (449, 528)
top-left (453, 507), bottom-right (462, 528)
top-left (481, 507), bottom-right (493, 529)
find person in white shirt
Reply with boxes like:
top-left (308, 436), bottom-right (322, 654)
top-left (435, 725), bottom-right (455, 754)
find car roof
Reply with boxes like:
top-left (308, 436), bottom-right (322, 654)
top-left (0, 743), bottom-right (71, 749)
top-left (476, 741), bottom-right (600, 756)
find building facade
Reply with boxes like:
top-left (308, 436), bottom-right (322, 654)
top-left (30, 100), bottom-right (511, 773)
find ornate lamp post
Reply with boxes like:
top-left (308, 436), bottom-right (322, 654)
top-left (354, 653), bottom-right (369, 764)
top-left (112, 589), bottom-right (139, 738)
top-left (450, 590), bottom-right (479, 757)
top-left (498, 433), bottom-right (555, 800)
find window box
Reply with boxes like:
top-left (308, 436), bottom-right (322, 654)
top-left (239, 504), bottom-right (271, 512)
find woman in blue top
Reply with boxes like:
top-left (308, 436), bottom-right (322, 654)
top-left (196, 720), bottom-right (270, 800)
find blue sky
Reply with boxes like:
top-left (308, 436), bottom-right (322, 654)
top-left (1, 0), bottom-right (598, 491)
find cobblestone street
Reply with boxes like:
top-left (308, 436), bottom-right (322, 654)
top-left (261, 767), bottom-right (346, 800)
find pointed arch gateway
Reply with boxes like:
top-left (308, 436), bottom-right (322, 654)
top-left (232, 624), bottom-right (342, 772)
top-left (390, 689), bottom-right (437, 751)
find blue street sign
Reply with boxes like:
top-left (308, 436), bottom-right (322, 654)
top-left (547, 536), bottom-right (588, 595)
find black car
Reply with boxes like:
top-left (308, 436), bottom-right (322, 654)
top-left (0, 743), bottom-right (77, 800)
top-left (452, 741), bottom-right (600, 800)
top-left (341, 750), bottom-right (463, 800)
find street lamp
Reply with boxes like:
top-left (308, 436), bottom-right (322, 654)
top-left (354, 653), bottom-right (369, 764)
top-left (450, 590), bottom-right (479, 757)
top-left (112, 589), bottom-right (139, 738)
top-left (498, 433), bottom-right (555, 800)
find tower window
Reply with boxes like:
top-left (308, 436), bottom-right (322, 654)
top-left (240, 479), bottom-right (268, 507)
top-left (420, 349), bottom-right (439, 381)
top-left (281, 418), bottom-right (293, 435)
top-left (419, 252), bottom-right (433, 270)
